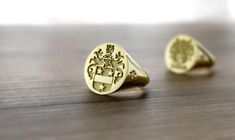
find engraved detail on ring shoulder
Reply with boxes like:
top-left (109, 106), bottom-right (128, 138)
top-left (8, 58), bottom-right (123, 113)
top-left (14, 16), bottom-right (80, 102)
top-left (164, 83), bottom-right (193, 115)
top-left (170, 38), bottom-right (194, 69)
top-left (130, 70), bottom-right (137, 79)
top-left (87, 44), bottom-right (125, 92)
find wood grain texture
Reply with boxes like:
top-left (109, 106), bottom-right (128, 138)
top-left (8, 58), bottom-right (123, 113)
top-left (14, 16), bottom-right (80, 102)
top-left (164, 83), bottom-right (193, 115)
top-left (0, 23), bottom-right (235, 140)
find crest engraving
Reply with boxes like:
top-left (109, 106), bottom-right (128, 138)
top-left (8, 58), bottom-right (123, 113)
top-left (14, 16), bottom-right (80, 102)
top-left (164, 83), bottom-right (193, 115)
top-left (170, 39), bottom-right (194, 69)
top-left (87, 44), bottom-right (125, 92)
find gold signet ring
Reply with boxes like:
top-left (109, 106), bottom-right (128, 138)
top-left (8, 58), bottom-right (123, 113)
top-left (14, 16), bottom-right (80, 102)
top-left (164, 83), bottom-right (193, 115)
top-left (165, 34), bottom-right (215, 74)
top-left (84, 43), bottom-right (150, 95)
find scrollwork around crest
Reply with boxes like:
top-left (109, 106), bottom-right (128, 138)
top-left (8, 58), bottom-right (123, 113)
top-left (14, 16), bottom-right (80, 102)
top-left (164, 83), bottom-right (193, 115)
top-left (87, 44), bottom-right (125, 84)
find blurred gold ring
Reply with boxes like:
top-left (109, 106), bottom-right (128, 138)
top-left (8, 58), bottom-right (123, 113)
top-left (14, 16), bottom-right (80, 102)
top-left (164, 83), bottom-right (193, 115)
top-left (165, 34), bottom-right (215, 74)
top-left (84, 43), bottom-right (149, 95)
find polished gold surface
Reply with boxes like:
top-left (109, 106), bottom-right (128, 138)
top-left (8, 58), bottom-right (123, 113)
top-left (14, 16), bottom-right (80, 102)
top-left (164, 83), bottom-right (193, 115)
top-left (84, 43), bottom-right (149, 95)
top-left (165, 34), bottom-right (215, 74)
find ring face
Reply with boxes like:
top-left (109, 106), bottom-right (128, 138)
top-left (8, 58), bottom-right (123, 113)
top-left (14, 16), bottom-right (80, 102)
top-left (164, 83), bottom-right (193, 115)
top-left (165, 35), bottom-right (198, 74)
top-left (84, 43), bottom-right (128, 95)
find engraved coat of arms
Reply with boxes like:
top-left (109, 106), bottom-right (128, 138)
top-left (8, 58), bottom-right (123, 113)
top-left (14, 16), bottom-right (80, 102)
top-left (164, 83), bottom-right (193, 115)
top-left (170, 39), bottom-right (194, 68)
top-left (87, 44), bottom-right (125, 92)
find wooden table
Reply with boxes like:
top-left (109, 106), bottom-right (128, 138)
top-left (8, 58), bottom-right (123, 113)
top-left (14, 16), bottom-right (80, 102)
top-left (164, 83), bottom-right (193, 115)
top-left (0, 23), bottom-right (235, 140)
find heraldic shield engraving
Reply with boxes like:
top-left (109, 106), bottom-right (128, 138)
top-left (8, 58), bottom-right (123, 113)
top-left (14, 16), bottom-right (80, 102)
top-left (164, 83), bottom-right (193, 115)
top-left (169, 38), bottom-right (195, 70)
top-left (85, 44), bottom-right (127, 94)
top-left (165, 35), bottom-right (201, 74)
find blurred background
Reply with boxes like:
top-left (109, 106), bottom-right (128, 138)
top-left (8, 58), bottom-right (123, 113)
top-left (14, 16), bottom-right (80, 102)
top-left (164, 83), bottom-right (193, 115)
top-left (0, 0), bottom-right (234, 25)
top-left (1, 1), bottom-right (235, 140)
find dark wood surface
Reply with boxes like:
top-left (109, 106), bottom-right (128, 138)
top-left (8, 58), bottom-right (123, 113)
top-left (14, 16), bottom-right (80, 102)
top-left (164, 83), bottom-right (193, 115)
top-left (0, 23), bottom-right (235, 140)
